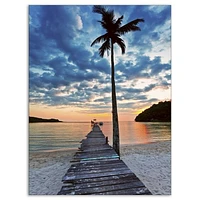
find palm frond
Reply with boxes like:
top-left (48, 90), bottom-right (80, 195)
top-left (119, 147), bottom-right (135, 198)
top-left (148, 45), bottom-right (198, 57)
top-left (115, 15), bottom-right (123, 29)
top-left (117, 18), bottom-right (144, 35)
top-left (101, 9), bottom-right (115, 31)
top-left (97, 20), bottom-right (107, 30)
top-left (93, 5), bottom-right (106, 15)
top-left (99, 39), bottom-right (110, 57)
top-left (91, 33), bottom-right (109, 47)
top-left (114, 37), bottom-right (126, 54)
top-left (93, 6), bottom-right (115, 31)
top-left (130, 18), bottom-right (145, 25)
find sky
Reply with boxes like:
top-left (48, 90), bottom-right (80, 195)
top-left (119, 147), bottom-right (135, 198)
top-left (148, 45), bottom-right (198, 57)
top-left (29, 5), bottom-right (171, 122)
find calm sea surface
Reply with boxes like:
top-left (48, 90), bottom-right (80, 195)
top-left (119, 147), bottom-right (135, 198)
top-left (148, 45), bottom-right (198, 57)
top-left (29, 121), bottom-right (171, 152)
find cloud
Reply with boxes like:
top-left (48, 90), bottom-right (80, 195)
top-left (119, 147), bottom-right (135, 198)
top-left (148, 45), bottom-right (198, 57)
top-left (125, 5), bottom-right (171, 54)
top-left (29, 5), bottom-right (171, 114)
top-left (76, 15), bottom-right (83, 30)
top-left (143, 84), bottom-right (157, 92)
top-left (116, 55), bottom-right (171, 81)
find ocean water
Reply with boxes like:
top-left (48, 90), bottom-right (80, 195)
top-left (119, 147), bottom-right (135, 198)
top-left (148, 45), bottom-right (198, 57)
top-left (29, 121), bottom-right (171, 152)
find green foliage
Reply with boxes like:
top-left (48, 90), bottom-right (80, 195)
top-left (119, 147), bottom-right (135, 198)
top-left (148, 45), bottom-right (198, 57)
top-left (29, 116), bottom-right (62, 123)
top-left (135, 101), bottom-right (171, 122)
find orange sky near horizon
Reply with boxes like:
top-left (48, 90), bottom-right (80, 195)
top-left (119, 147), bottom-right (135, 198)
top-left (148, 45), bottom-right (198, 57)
top-left (29, 86), bottom-right (171, 122)
top-left (29, 103), bottom-right (156, 122)
top-left (29, 87), bottom-right (171, 122)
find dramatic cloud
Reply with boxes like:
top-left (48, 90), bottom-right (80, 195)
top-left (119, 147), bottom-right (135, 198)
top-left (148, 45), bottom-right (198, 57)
top-left (29, 5), bottom-right (171, 118)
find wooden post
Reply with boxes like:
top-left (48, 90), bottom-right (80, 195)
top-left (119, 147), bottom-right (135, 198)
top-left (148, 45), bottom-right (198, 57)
top-left (106, 137), bottom-right (108, 144)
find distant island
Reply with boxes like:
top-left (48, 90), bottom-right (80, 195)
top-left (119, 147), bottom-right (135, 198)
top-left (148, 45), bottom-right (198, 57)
top-left (29, 116), bottom-right (62, 123)
top-left (135, 101), bottom-right (171, 122)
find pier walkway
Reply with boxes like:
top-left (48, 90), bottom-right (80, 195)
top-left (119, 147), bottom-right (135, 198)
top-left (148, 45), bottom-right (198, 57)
top-left (58, 124), bottom-right (151, 195)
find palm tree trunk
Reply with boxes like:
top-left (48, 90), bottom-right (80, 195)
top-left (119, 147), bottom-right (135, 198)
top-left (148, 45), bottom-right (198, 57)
top-left (111, 39), bottom-right (120, 157)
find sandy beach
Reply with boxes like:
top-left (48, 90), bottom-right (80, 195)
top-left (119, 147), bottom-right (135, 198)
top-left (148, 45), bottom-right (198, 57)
top-left (29, 141), bottom-right (171, 195)
top-left (121, 141), bottom-right (171, 195)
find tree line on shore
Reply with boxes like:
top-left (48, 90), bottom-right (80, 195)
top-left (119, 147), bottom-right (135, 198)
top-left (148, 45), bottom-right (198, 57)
top-left (135, 101), bottom-right (171, 122)
top-left (29, 116), bottom-right (62, 123)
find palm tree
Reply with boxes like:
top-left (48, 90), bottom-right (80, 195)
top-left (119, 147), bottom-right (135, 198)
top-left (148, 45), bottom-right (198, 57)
top-left (91, 5), bottom-right (144, 156)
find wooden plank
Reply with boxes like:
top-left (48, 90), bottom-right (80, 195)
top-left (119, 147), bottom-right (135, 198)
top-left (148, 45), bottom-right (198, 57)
top-left (69, 160), bottom-right (123, 170)
top-left (68, 163), bottom-right (127, 173)
top-left (71, 158), bottom-right (119, 163)
top-left (58, 186), bottom-right (151, 195)
top-left (74, 151), bottom-right (118, 159)
top-left (70, 159), bottom-right (123, 167)
top-left (74, 152), bottom-right (118, 158)
top-left (70, 181), bottom-right (147, 195)
top-left (87, 132), bottom-right (104, 135)
top-left (62, 169), bottom-right (133, 182)
top-left (81, 138), bottom-right (106, 144)
top-left (73, 155), bottom-right (119, 162)
top-left (74, 151), bottom-right (118, 157)
top-left (72, 175), bottom-right (143, 189)
top-left (71, 157), bottom-right (119, 163)
top-left (87, 131), bottom-right (104, 135)
top-left (67, 173), bottom-right (137, 184)
top-left (87, 131), bottom-right (103, 134)
top-left (57, 186), bottom-right (75, 195)
top-left (97, 187), bottom-right (152, 195)
top-left (80, 145), bottom-right (111, 150)
top-left (74, 153), bottom-right (118, 159)
top-left (81, 138), bottom-right (106, 142)
top-left (81, 141), bottom-right (106, 145)
top-left (80, 143), bottom-right (108, 147)
top-left (87, 135), bottom-right (105, 138)
top-left (79, 146), bottom-right (112, 152)
top-left (74, 148), bottom-right (116, 155)
top-left (81, 142), bottom-right (107, 146)
top-left (86, 135), bottom-right (105, 139)
top-left (74, 150), bottom-right (118, 156)
top-left (80, 157), bottom-right (119, 163)
top-left (72, 156), bottom-right (119, 162)
top-left (92, 127), bottom-right (101, 132)
top-left (80, 146), bottom-right (111, 151)
top-left (66, 166), bottom-right (130, 176)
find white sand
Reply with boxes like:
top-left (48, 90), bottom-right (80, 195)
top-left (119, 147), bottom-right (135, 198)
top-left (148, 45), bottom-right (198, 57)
top-left (121, 141), bottom-right (171, 195)
top-left (29, 149), bottom-right (76, 195)
top-left (29, 141), bottom-right (171, 195)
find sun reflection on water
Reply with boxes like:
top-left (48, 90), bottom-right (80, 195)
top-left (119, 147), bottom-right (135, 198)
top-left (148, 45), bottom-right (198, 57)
top-left (29, 121), bottom-right (171, 152)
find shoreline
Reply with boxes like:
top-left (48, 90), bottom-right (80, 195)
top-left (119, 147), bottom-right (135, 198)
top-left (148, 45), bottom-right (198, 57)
top-left (29, 140), bottom-right (170, 154)
top-left (30, 147), bottom-right (78, 154)
top-left (29, 140), bottom-right (171, 195)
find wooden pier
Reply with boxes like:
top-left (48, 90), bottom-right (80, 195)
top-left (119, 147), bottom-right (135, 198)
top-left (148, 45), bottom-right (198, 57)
top-left (58, 124), bottom-right (152, 195)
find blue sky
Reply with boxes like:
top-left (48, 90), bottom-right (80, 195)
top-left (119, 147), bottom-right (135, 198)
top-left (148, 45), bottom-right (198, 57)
top-left (29, 5), bottom-right (171, 121)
